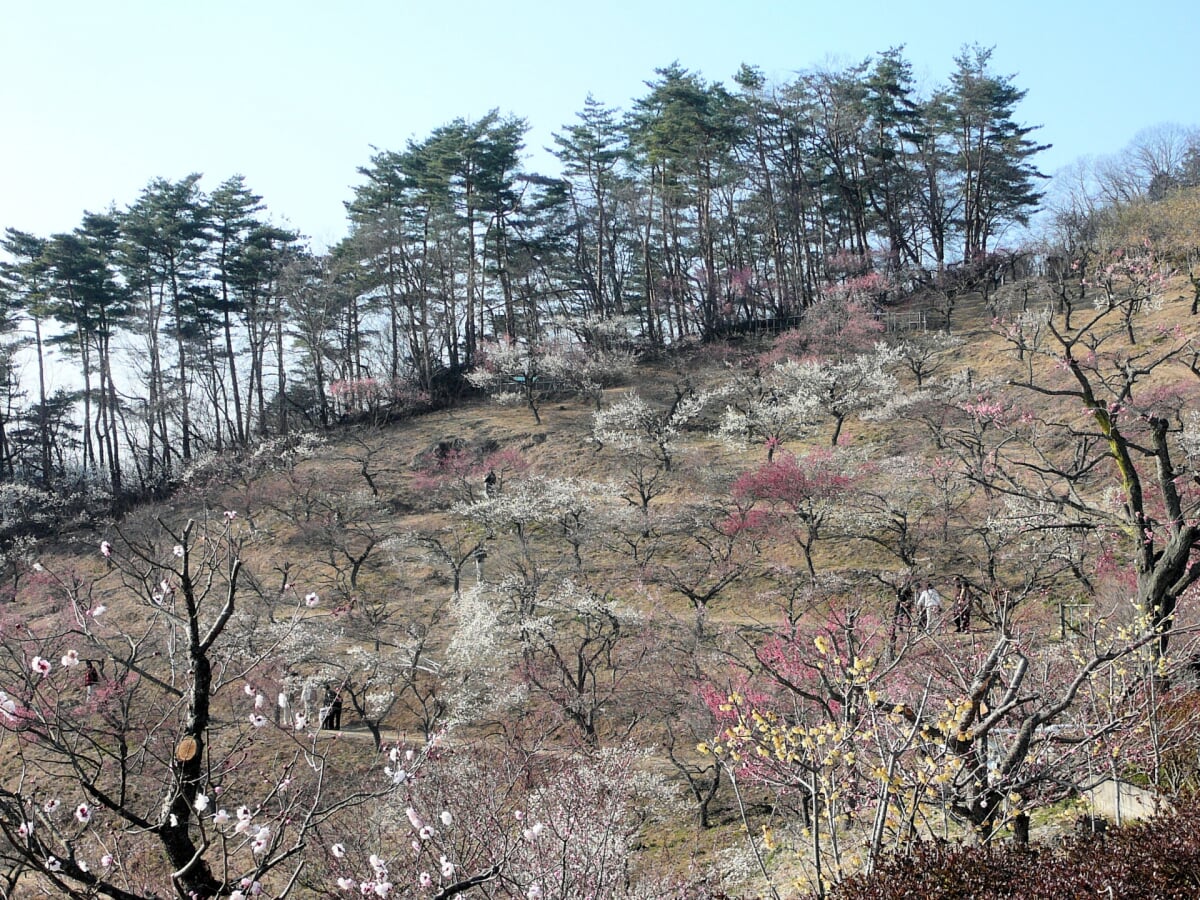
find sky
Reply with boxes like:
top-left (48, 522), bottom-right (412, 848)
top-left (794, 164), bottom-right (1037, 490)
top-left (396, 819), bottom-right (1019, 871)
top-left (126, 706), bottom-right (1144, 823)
top-left (2, 0), bottom-right (1197, 251)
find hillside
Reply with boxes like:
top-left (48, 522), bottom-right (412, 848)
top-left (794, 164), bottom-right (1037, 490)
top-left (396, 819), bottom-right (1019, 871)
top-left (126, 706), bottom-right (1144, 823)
top-left (2, 278), bottom-right (1200, 899)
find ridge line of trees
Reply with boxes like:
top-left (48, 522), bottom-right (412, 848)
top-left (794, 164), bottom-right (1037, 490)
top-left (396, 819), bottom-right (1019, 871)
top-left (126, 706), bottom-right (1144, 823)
top-left (4, 45), bottom-right (1194, 511)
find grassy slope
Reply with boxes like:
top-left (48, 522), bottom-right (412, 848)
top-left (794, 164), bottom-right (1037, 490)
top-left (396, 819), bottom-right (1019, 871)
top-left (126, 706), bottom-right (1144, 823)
top-left (20, 277), bottom-right (1200, 895)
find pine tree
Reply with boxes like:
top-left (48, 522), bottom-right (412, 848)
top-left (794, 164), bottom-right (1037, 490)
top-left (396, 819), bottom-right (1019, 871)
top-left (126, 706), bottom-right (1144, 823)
top-left (934, 45), bottom-right (1049, 261)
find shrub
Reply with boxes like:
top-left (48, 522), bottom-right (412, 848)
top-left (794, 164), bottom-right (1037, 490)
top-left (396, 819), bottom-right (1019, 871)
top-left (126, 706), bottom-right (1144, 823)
top-left (825, 802), bottom-right (1200, 899)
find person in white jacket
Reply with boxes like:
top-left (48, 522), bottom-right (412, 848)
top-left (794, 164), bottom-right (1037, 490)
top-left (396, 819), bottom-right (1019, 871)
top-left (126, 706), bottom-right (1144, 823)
top-left (917, 581), bottom-right (943, 632)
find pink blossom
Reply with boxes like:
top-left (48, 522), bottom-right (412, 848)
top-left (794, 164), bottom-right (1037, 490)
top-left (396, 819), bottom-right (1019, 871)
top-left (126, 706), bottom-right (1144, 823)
top-left (75, 803), bottom-right (91, 823)
top-left (337, 877), bottom-right (356, 890)
top-left (31, 656), bottom-right (51, 676)
top-left (418, 872), bottom-right (432, 888)
top-left (100, 853), bottom-right (113, 868)
top-left (99, 541), bottom-right (112, 558)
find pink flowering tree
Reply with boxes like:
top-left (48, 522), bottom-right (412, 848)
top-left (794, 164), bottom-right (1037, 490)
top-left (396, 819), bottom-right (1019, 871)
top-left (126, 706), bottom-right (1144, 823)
top-left (412, 444), bottom-right (530, 508)
top-left (997, 296), bottom-right (1200, 665)
top-left (765, 288), bottom-right (888, 366)
top-left (1086, 243), bottom-right (1170, 344)
top-left (730, 450), bottom-right (862, 583)
top-left (327, 375), bottom-right (431, 426)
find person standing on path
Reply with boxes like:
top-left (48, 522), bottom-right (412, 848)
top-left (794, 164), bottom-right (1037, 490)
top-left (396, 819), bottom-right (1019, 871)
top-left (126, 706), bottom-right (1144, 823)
top-left (84, 660), bottom-right (99, 697)
top-left (952, 576), bottom-right (973, 632)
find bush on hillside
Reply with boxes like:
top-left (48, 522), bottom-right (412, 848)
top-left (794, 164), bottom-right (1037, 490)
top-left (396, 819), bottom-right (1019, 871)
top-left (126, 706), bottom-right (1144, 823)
top-left (825, 803), bottom-right (1200, 899)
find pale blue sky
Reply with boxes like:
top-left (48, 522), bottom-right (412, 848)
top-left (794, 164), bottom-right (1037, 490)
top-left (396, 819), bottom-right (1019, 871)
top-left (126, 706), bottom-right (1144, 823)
top-left (2, 0), bottom-right (1196, 249)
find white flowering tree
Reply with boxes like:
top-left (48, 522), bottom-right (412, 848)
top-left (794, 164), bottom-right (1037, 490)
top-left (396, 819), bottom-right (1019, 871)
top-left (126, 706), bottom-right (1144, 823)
top-left (388, 526), bottom-right (489, 600)
top-left (0, 509), bottom-right (692, 899)
top-left (456, 475), bottom-right (615, 582)
top-left (307, 738), bottom-right (683, 900)
top-left (0, 513), bottom-right (379, 898)
top-left (592, 388), bottom-right (707, 520)
top-left (716, 365), bottom-right (825, 460)
top-left (785, 345), bottom-right (902, 447)
top-left (651, 499), bottom-right (762, 640)
top-left (466, 339), bottom-right (572, 425)
top-left (892, 331), bottom-right (964, 388)
top-left (718, 343), bottom-right (899, 456)
top-left (514, 578), bottom-right (649, 747)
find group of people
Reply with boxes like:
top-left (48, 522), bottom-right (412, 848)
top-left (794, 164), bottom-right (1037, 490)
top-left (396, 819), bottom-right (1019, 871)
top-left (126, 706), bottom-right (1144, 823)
top-left (291, 677), bottom-right (348, 730)
top-left (896, 575), bottom-right (973, 633)
top-left (320, 686), bottom-right (344, 731)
